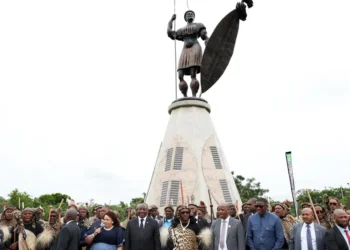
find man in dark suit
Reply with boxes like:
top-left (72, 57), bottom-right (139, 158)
top-left (56, 208), bottom-right (81, 250)
top-left (325, 209), bottom-right (350, 250)
top-left (290, 208), bottom-right (327, 250)
top-left (124, 203), bottom-right (161, 250)
top-left (212, 202), bottom-right (245, 250)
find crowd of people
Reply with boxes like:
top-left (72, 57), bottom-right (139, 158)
top-left (0, 196), bottom-right (349, 250)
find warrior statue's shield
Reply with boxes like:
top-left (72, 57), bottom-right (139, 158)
top-left (201, 9), bottom-right (240, 94)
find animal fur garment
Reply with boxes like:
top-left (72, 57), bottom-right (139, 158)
top-left (160, 227), bottom-right (170, 247)
top-left (36, 229), bottom-right (54, 249)
top-left (0, 226), bottom-right (10, 242)
top-left (198, 228), bottom-right (212, 249)
top-left (19, 230), bottom-right (36, 250)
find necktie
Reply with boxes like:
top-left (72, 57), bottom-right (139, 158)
top-left (140, 218), bottom-right (144, 229)
top-left (344, 229), bottom-right (350, 244)
top-left (219, 220), bottom-right (227, 249)
top-left (306, 224), bottom-right (313, 250)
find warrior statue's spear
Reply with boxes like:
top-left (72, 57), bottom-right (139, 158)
top-left (173, 0), bottom-right (177, 99)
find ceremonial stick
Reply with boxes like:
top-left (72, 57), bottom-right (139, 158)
top-left (208, 189), bottom-right (214, 224)
top-left (306, 189), bottom-right (320, 224)
top-left (235, 200), bottom-right (241, 221)
top-left (48, 205), bottom-right (53, 222)
top-left (57, 199), bottom-right (64, 232)
top-left (180, 180), bottom-right (185, 205)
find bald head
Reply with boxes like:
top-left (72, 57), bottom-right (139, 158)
top-left (333, 209), bottom-right (349, 228)
top-left (64, 208), bottom-right (77, 223)
top-left (218, 202), bottom-right (229, 219)
top-left (302, 208), bottom-right (313, 214)
top-left (333, 209), bottom-right (346, 217)
top-left (301, 208), bottom-right (314, 224)
top-left (218, 202), bottom-right (230, 209)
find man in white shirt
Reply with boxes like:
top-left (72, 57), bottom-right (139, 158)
top-left (211, 202), bottom-right (245, 250)
top-left (290, 208), bottom-right (326, 250)
top-left (124, 203), bottom-right (161, 250)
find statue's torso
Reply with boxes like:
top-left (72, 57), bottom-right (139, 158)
top-left (177, 23), bottom-right (205, 48)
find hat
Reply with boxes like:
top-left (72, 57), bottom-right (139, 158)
top-left (188, 203), bottom-right (198, 207)
top-left (164, 205), bottom-right (174, 211)
top-left (301, 202), bottom-right (310, 208)
top-left (1, 206), bottom-right (17, 216)
top-left (199, 201), bottom-right (206, 207)
top-left (175, 205), bottom-right (190, 219)
top-left (149, 205), bottom-right (158, 211)
top-left (22, 207), bottom-right (34, 213)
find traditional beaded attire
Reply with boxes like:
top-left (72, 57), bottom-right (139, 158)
top-left (0, 206), bottom-right (17, 245)
top-left (160, 206), bottom-right (211, 250)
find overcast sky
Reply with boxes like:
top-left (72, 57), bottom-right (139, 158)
top-left (1, 0), bottom-right (349, 206)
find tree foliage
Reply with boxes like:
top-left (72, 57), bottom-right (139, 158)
top-left (1, 189), bottom-right (145, 221)
top-left (232, 171), bottom-right (269, 202)
top-left (296, 187), bottom-right (350, 207)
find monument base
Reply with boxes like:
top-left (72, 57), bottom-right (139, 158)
top-left (146, 98), bottom-right (241, 215)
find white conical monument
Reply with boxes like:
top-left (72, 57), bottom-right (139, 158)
top-left (145, 98), bottom-right (241, 215)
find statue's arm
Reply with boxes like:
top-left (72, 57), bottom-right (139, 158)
top-left (167, 14), bottom-right (183, 41)
top-left (167, 18), bottom-right (176, 40)
top-left (200, 28), bottom-right (209, 45)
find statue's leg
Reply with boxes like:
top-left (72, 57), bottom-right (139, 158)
top-left (190, 67), bottom-right (199, 97)
top-left (178, 70), bottom-right (188, 97)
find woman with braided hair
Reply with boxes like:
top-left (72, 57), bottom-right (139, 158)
top-left (160, 205), bottom-right (211, 250)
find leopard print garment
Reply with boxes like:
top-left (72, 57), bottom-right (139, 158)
top-left (170, 225), bottom-right (197, 250)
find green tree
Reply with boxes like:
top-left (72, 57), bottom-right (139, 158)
top-left (0, 196), bottom-right (6, 205)
top-left (130, 197), bottom-right (144, 208)
top-left (37, 193), bottom-right (71, 206)
top-left (296, 187), bottom-right (350, 207)
top-left (232, 171), bottom-right (269, 202)
top-left (7, 189), bottom-right (34, 209)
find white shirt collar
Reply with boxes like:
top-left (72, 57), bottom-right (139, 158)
top-left (138, 216), bottom-right (147, 221)
top-left (304, 222), bottom-right (314, 228)
top-left (221, 217), bottom-right (229, 223)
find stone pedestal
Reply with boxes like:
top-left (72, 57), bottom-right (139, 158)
top-left (145, 98), bottom-right (241, 214)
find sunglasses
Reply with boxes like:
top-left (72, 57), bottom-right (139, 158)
top-left (180, 211), bottom-right (189, 215)
top-left (329, 203), bottom-right (338, 206)
top-left (256, 205), bottom-right (265, 208)
top-left (315, 211), bottom-right (323, 214)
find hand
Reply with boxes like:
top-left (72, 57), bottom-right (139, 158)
top-left (171, 14), bottom-right (176, 21)
top-left (10, 242), bottom-right (18, 250)
top-left (94, 228), bottom-right (101, 235)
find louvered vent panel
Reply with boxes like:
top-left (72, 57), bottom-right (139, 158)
top-left (210, 146), bottom-right (223, 169)
top-left (173, 147), bottom-right (184, 170)
top-left (219, 179), bottom-right (233, 203)
top-left (159, 181), bottom-right (169, 207)
top-left (168, 180), bottom-right (180, 206)
top-left (165, 148), bottom-right (173, 171)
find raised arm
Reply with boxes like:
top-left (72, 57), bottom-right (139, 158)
top-left (167, 14), bottom-right (176, 40)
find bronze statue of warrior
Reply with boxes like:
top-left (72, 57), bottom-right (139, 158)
top-left (167, 10), bottom-right (209, 97)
